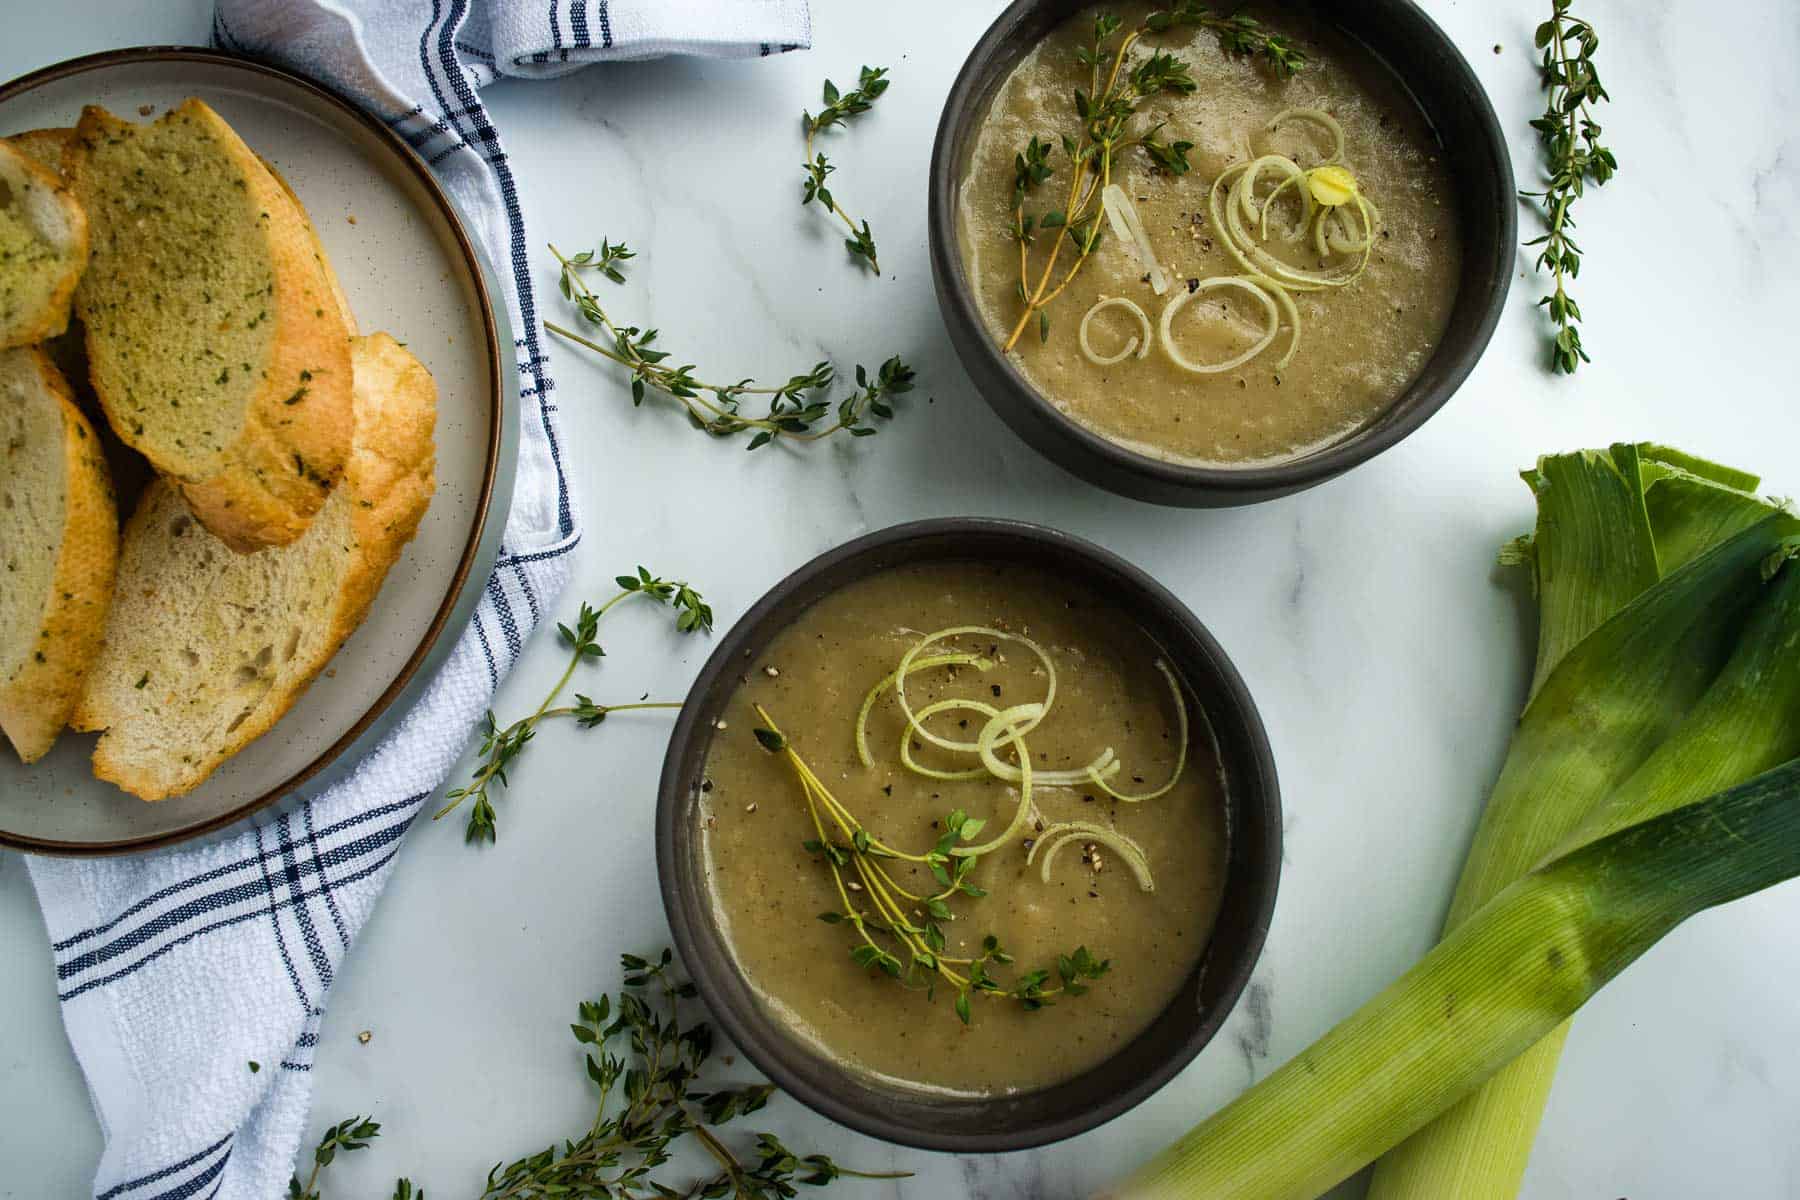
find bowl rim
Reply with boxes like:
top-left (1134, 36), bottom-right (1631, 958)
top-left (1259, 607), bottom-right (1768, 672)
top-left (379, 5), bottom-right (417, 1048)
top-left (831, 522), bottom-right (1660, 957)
top-left (656, 517), bottom-right (1282, 1151)
top-left (0, 46), bottom-right (515, 856)
top-left (926, 0), bottom-right (1517, 500)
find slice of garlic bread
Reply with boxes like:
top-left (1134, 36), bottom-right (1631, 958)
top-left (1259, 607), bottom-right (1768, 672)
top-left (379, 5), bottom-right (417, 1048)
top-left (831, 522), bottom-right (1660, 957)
top-left (68, 99), bottom-right (352, 552)
top-left (0, 347), bottom-right (118, 762)
top-left (0, 139), bottom-right (89, 351)
top-left (6, 127), bottom-right (76, 175)
top-left (73, 333), bottom-right (435, 800)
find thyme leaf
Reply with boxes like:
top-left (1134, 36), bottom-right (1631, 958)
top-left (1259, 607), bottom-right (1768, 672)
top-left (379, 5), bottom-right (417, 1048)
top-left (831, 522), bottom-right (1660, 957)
top-left (437, 571), bottom-right (712, 844)
top-left (1524, 0), bottom-right (1616, 374)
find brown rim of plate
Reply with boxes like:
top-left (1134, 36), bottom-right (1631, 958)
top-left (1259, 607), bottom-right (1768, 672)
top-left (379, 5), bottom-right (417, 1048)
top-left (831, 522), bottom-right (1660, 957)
top-left (0, 46), bottom-right (504, 856)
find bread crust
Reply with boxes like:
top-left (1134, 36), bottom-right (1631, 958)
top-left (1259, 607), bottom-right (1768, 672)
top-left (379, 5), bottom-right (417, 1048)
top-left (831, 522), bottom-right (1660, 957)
top-left (337, 333), bottom-right (438, 630)
top-left (259, 155), bottom-right (357, 336)
top-left (0, 350), bottom-right (118, 762)
top-left (5, 127), bottom-right (76, 175)
top-left (66, 478), bottom-right (176, 739)
top-left (81, 333), bottom-right (436, 799)
top-left (68, 98), bottom-right (352, 553)
top-left (0, 139), bottom-right (90, 351)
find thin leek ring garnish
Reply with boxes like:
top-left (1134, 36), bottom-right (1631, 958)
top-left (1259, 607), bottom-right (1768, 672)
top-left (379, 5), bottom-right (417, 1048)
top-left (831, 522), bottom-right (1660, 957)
top-left (1258, 273), bottom-right (1302, 370)
top-left (1234, 155), bottom-right (1312, 239)
top-left (893, 626), bottom-right (1057, 754)
top-left (1086, 660), bottom-right (1189, 803)
top-left (864, 627), bottom-right (1182, 850)
top-left (1079, 296), bottom-right (1153, 366)
top-left (1213, 164), bottom-right (1370, 292)
top-left (854, 652), bottom-right (992, 768)
top-left (898, 697), bottom-right (1002, 781)
top-left (1211, 156), bottom-right (1377, 293)
top-left (1160, 276), bottom-right (1281, 375)
top-left (899, 696), bottom-right (1123, 786)
top-left (951, 703), bottom-right (1041, 858)
top-left (1029, 822), bottom-right (1156, 892)
top-left (1264, 106), bottom-right (1346, 164)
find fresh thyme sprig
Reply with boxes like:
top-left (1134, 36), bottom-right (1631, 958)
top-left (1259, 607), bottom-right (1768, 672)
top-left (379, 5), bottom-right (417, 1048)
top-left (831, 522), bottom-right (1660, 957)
top-left (752, 716), bottom-right (1111, 1026)
top-left (483, 951), bottom-right (905, 1198)
top-left (438, 569), bottom-right (712, 844)
top-left (293, 953), bottom-right (905, 1199)
top-left (546, 243), bottom-right (914, 450)
top-left (801, 66), bottom-right (890, 273)
top-left (1003, 4), bottom-right (1304, 351)
top-left (289, 1115), bottom-right (384, 1200)
top-left (1524, 0), bottom-right (1616, 374)
top-left (557, 236), bottom-right (634, 284)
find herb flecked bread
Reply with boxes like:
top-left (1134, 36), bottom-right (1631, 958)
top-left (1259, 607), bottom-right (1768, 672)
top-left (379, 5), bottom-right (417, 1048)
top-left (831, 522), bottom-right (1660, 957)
top-left (68, 98), bottom-right (353, 552)
top-left (0, 138), bottom-right (89, 351)
top-left (0, 347), bottom-right (118, 763)
top-left (73, 333), bottom-right (435, 800)
top-left (6, 126), bottom-right (76, 174)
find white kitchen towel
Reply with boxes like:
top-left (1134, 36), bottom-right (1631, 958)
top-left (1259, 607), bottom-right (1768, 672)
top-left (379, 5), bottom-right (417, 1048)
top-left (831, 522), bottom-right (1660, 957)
top-left (25, 4), bottom-right (810, 1199)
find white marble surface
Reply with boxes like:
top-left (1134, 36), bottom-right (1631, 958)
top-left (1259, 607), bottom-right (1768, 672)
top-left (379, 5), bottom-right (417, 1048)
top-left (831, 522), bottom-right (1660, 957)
top-left (5, 1), bottom-right (1800, 1196)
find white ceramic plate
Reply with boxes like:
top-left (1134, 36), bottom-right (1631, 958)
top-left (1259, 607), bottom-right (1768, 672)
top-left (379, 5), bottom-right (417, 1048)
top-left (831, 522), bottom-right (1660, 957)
top-left (0, 49), bottom-right (515, 854)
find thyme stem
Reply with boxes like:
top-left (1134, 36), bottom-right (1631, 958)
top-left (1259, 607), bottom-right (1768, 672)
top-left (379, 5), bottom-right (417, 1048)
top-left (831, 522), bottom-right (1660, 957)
top-left (437, 570), bottom-right (713, 844)
top-left (800, 66), bottom-right (889, 273)
top-left (549, 243), bottom-right (914, 451)
top-left (1523, 0), bottom-right (1616, 373)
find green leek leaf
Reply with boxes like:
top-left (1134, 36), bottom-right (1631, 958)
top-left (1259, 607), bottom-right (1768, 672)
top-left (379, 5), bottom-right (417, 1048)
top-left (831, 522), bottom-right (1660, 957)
top-left (1104, 759), bottom-right (1800, 1200)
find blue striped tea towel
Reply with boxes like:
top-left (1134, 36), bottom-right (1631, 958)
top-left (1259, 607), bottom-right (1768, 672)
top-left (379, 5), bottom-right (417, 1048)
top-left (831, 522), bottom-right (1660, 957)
top-left (26, 2), bottom-right (810, 1197)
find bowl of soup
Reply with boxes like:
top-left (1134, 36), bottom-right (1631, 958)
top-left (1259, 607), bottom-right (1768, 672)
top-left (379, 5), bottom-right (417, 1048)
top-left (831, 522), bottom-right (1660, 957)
top-left (929, 0), bottom-right (1513, 506)
top-left (657, 519), bottom-right (1280, 1150)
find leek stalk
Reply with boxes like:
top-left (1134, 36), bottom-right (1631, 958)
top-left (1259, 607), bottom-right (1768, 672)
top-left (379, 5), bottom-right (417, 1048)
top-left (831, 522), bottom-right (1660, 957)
top-left (1105, 446), bottom-right (1800, 1200)
top-left (1439, 513), bottom-right (1793, 933)
top-left (1366, 453), bottom-right (1794, 1199)
top-left (1369, 556), bottom-right (1800, 1197)
top-left (1101, 759), bottom-right (1800, 1200)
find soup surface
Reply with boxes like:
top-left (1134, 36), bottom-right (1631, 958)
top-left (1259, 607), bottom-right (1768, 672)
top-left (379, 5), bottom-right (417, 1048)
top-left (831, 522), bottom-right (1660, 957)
top-left (699, 562), bottom-right (1228, 1094)
top-left (957, 2), bottom-right (1462, 465)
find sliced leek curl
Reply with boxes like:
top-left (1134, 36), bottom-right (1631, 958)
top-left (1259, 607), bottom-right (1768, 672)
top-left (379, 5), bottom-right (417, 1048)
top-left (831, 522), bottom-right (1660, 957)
top-left (864, 626), bottom-right (1192, 867)
top-left (1160, 275), bottom-right (1300, 374)
top-left (1264, 106), bottom-right (1347, 165)
top-left (1030, 821), bottom-right (1157, 892)
top-left (1079, 296), bottom-right (1153, 366)
top-left (1210, 152), bottom-right (1378, 293)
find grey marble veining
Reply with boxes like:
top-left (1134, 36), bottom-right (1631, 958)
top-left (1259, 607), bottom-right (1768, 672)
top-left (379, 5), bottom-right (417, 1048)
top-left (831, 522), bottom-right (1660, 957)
top-left (5, 2), bottom-right (1800, 1197)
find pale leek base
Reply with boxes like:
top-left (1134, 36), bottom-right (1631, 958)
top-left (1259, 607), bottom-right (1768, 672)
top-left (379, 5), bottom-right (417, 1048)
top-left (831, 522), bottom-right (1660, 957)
top-left (1365, 1022), bottom-right (1569, 1200)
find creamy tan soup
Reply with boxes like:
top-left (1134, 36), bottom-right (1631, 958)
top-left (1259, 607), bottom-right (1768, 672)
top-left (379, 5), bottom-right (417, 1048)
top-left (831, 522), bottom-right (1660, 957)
top-left (699, 562), bottom-right (1228, 1094)
top-left (957, 2), bottom-right (1462, 465)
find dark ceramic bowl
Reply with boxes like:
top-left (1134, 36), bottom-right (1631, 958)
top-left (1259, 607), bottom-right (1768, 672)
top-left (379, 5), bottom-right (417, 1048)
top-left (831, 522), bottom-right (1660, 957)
top-left (657, 519), bottom-right (1281, 1151)
top-left (928, 0), bottom-right (1515, 507)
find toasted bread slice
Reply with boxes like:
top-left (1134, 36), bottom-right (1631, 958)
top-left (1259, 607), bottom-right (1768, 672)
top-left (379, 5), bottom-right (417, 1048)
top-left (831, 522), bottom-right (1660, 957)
top-left (67, 99), bottom-right (352, 552)
top-left (6, 127), bottom-right (76, 176)
top-left (73, 333), bottom-right (435, 799)
top-left (0, 139), bottom-right (89, 351)
top-left (0, 347), bottom-right (118, 762)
